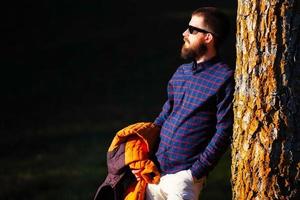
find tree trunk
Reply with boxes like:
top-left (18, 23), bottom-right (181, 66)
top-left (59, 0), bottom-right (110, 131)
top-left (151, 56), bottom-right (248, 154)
top-left (232, 0), bottom-right (300, 199)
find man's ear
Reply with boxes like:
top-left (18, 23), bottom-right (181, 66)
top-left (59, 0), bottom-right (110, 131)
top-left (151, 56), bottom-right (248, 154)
top-left (204, 33), bottom-right (214, 44)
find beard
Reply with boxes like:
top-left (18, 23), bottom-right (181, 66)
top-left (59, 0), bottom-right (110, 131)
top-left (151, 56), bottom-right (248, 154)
top-left (180, 40), bottom-right (207, 60)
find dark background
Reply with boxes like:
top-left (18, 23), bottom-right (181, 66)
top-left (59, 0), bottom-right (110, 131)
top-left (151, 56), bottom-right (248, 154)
top-left (2, 0), bottom-right (237, 199)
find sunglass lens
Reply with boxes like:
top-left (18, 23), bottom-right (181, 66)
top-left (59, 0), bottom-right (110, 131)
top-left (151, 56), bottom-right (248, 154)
top-left (188, 26), bottom-right (194, 34)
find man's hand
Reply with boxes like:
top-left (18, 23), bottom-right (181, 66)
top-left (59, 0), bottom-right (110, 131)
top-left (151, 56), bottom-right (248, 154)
top-left (132, 169), bottom-right (143, 181)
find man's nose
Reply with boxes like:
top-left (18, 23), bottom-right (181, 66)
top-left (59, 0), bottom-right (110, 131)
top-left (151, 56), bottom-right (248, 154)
top-left (183, 29), bottom-right (189, 37)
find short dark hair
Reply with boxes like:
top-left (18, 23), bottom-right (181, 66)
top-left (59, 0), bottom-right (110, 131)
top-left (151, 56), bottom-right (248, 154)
top-left (192, 7), bottom-right (230, 48)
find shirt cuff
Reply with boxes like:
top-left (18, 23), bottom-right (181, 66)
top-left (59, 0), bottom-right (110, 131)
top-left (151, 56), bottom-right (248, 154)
top-left (190, 163), bottom-right (208, 180)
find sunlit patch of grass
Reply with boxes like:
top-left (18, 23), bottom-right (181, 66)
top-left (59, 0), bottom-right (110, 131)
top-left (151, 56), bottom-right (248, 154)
top-left (0, 123), bottom-right (114, 200)
top-left (200, 150), bottom-right (232, 200)
top-left (1, 116), bottom-right (233, 200)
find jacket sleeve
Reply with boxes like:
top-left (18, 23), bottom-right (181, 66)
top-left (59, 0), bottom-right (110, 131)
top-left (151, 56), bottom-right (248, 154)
top-left (154, 81), bottom-right (174, 127)
top-left (190, 73), bottom-right (234, 179)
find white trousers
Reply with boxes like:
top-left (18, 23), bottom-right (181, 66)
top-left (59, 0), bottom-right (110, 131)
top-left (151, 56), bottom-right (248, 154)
top-left (145, 170), bottom-right (206, 200)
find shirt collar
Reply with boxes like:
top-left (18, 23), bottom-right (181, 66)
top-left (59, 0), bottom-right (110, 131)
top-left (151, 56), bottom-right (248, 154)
top-left (183, 56), bottom-right (220, 75)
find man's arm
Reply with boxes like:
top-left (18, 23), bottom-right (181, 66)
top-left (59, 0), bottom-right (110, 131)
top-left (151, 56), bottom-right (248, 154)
top-left (154, 82), bottom-right (174, 127)
top-left (132, 81), bottom-right (173, 181)
top-left (190, 74), bottom-right (234, 179)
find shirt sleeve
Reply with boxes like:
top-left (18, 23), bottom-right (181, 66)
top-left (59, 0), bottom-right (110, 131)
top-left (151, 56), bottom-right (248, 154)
top-left (154, 81), bottom-right (174, 127)
top-left (190, 73), bottom-right (234, 179)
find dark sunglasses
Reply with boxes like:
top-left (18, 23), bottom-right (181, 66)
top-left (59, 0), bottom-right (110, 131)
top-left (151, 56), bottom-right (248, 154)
top-left (187, 25), bottom-right (211, 35)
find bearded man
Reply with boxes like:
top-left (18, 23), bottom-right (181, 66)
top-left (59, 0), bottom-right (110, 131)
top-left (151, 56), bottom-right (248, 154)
top-left (133, 7), bottom-right (234, 200)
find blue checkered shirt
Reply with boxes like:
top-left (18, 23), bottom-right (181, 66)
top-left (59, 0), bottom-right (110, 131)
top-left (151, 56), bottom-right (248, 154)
top-left (154, 57), bottom-right (234, 179)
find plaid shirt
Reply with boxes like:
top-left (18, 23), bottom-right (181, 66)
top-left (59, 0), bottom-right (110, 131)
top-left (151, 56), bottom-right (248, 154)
top-left (154, 57), bottom-right (234, 179)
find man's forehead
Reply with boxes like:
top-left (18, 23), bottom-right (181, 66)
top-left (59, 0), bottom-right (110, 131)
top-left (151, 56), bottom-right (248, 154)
top-left (189, 15), bottom-right (205, 26)
top-left (190, 15), bottom-right (210, 30)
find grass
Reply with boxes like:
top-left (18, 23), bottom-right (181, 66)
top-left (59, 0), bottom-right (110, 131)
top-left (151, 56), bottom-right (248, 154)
top-left (1, 125), bottom-right (111, 200)
top-left (1, 116), bottom-right (232, 200)
top-left (201, 150), bottom-right (232, 199)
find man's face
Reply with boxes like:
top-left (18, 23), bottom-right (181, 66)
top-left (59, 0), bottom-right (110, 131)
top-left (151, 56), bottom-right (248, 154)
top-left (181, 15), bottom-right (209, 60)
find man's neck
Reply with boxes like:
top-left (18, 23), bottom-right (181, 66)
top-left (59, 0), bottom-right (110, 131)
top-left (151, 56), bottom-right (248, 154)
top-left (195, 48), bottom-right (217, 63)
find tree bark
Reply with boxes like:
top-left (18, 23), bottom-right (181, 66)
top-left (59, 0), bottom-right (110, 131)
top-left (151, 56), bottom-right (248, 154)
top-left (232, 0), bottom-right (300, 199)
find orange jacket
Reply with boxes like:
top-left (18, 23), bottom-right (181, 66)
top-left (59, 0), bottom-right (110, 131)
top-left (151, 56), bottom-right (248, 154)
top-left (94, 122), bottom-right (160, 200)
